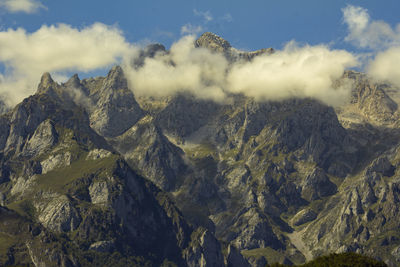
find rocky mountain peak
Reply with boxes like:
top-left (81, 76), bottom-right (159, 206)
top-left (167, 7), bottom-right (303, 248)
top-left (195, 32), bottom-right (232, 53)
top-left (343, 70), bottom-right (365, 80)
top-left (132, 43), bottom-right (167, 68)
top-left (64, 73), bottom-right (81, 88)
top-left (108, 65), bottom-right (124, 77)
top-left (144, 43), bottom-right (166, 57)
top-left (104, 65), bottom-right (128, 91)
top-left (195, 32), bottom-right (274, 62)
top-left (85, 65), bottom-right (144, 138)
top-left (338, 70), bottom-right (399, 125)
top-left (37, 72), bottom-right (56, 93)
top-left (40, 72), bottom-right (54, 85)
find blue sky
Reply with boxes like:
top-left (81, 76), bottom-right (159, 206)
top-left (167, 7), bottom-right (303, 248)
top-left (1, 0), bottom-right (400, 107)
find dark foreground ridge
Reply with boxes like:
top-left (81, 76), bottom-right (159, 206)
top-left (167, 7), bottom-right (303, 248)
top-left (269, 252), bottom-right (387, 267)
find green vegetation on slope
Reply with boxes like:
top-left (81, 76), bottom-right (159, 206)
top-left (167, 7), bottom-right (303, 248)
top-left (268, 252), bottom-right (387, 267)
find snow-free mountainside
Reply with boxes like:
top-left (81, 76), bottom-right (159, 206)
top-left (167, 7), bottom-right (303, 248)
top-left (0, 32), bottom-right (398, 266)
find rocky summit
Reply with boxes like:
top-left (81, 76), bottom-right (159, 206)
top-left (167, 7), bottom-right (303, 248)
top-left (0, 33), bottom-right (397, 266)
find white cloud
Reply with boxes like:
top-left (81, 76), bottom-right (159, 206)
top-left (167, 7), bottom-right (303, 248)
top-left (343, 5), bottom-right (400, 50)
top-left (193, 9), bottom-right (213, 23)
top-left (226, 41), bottom-right (358, 106)
top-left (368, 47), bottom-right (400, 87)
top-left (0, 0), bottom-right (46, 14)
top-left (0, 23), bottom-right (133, 105)
top-left (124, 38), bottom-right (358, 107)
top-left (342, 5), bottom-right (400, 88)
top-left (181, 23), bottom-right (203, 35)
top-left (124, 35), bottom-right (228, 102)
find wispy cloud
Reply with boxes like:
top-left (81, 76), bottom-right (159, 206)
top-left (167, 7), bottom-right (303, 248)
top-left (181, 23), bottom-right (203, 35)
top-left (0, 0), bottom-right (46, 14)
top-left (193, 9), bottom-right (213, 23)
top-left (221, 13), bottom-right (233, 23)
top-left (153, 29), bottom-right (175, 39)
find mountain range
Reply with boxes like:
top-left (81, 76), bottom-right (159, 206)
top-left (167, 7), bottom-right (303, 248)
top-left (0, 32), bottom-right (398, 266)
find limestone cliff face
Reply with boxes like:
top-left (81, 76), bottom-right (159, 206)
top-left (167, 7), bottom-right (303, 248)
top-left (0, 98), bottom-right (8, 115)
top-left (0, 70), bottom-right (225, 267)
top-left (337, 70), bottom-right (400, 127)
top-left (299, 155), bottom-right (399, 263)
top-left (86, 66), bottom-right (144, 137)
top-left (184, 228), bottom-right (225, 267)
top-left (155, 93), bottom-right (222, 139)
top-left (1, 32), bottom-right (400, 266)
top-left (108, 115), bottom-right (187, 191)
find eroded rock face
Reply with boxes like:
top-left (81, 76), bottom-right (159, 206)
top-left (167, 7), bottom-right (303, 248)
top-left (156, 93), bottom-right (222, 139)
top-left (292, 209), bottom-right (317, 226)
top-left (89, 181), bottom-right (111, 205)
top-left (184, 228), bottom-right (225, 267)
top-left (0, 206), bottom-right (80, 267)
top-left (88, 66), bottom-right (144, 137)
top-left (23, 119), bottom-right (58, 157)
top-left (89, 240), bottom-right (115, 253)
top-left (36, 194), bottom-right (81, 233)
top-left (301, 168), bottom-right (337, 201)
top-left (297, 147), bottom-right (400, 265)
top-left (10, 175), bottom-right (37, 195)
top-left (4, 96), bottom-right (53, 154)
top-left (0, 98), bottom-right (8, 115)
top-left (41, 152), bottom-right (72, 174)
top-left (108, 115), bottom-right (186, 191)
top-left (337, 71), bottom-right (400, 127)
top-left (0, 116), bottom-right (10, 151)
top-left (391, 246), bottom-right (400, 263)
top-left (354, 74), bottom-right (398, 124)
top-left (86, 149), bottom-right (112, 160)
top-left (231, 208), bottom-right (283, 250)
top-left (366, 157), bottom-right (395, 177)
top-left (226, 244), bottom-right (251, 267)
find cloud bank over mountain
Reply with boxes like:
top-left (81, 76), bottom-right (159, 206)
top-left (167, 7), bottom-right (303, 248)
top-left (368, 47), bottom-right (400, 88)
top-left (124, 35), bottom-right (228, 102)
top-left (0, 22), bottom-right (359, 107)
top-left (226, 42), bottom-right (356, 106)
top-left (124, 37), bottom-right (357, 106)
top-left (0, 23), bottom-right (132, 105)
top-left (1, 4), bottom-right (400, 107)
